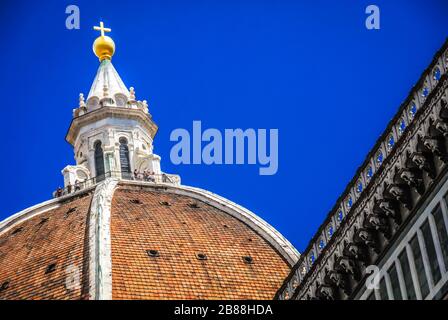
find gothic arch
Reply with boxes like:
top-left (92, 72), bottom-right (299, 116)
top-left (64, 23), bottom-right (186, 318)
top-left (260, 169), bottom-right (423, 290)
top-left (94, 140), bottom-right (105, 180)
top-left (119, 137), bottom-right (131, 178)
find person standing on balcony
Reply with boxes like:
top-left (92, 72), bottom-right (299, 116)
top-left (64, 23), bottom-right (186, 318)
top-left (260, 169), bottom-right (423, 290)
top-left (74, 180), bottom-right (81, 192)
top-left (56, 187), bottom-right (63, 197)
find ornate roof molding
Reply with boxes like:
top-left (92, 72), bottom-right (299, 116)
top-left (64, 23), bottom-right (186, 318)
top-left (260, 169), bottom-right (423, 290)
top-left (0, 186), bottom-right (96, 236)
top-left (276, 38), bottom-right (448, 300)
top-left (65, 106), bottom-right (158, 146)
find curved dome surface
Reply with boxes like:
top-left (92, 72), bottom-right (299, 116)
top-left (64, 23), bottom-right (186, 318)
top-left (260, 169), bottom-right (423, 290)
top-left (0, 192), bottom-right (93, 300)
top-left (111, 186), bottom-right (291, 299)
top-left (0, 180), bottom-right (298, 300)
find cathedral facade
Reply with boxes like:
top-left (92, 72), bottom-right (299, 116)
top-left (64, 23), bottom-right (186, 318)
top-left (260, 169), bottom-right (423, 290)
top-left (276, 39), bottom-right (448, 301)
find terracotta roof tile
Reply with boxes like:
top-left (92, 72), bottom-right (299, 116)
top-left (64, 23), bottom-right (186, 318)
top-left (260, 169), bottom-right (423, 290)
top-left (110, 188), bottom-right (290, 300)
top-left (0, 185), bottom-right (291, 300)
top-left (0, 193), bottom-right (93, 300)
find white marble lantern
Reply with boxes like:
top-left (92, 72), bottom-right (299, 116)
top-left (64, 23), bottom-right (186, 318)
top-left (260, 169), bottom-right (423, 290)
top-left (63, 58), bottom-right (177, 187)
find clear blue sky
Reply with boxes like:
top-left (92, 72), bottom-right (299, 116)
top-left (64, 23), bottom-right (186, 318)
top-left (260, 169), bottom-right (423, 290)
top-left (0, 0), bottom-right (447, 252)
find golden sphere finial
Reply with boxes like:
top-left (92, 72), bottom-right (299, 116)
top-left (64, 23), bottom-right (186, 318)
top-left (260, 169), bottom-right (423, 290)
top-left (93, 21), bottom-right (115, 61)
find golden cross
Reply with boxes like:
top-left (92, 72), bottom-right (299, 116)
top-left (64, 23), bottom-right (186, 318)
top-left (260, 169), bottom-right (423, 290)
top-left (93, 21), bottom-right (111, 37)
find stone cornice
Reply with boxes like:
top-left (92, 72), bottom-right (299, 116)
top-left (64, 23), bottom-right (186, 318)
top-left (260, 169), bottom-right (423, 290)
top-left (276, 38), bottom-right (448, 300)
top-left (65, 106), bottom-right (158, 146)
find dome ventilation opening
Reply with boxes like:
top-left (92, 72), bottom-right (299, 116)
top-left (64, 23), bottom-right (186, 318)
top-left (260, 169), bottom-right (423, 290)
top-left (243, 256), bottom-right (254, 264)
top-left (196, 253), bottom-right (207, 261)
top-left (12, 227), bottom-right (23, 235)
top-left (38, 217), bottom-right (49, 226)
top-left (65, 207), bottom-right (77, 217)
top-left (146, 249), bottom-right (159, 257)
top-left (0, 281), bottom-right (10, 292)
top-left (188, 203), bottom-right (200, 209)
top-left (223, 224), bottom-right (229, 229)
top-left (45, 263), bottom-right (57, 274)
top-left (159, 201), bottom-right (171, 206)
top-left (130, 199), bottom-right (142, 205)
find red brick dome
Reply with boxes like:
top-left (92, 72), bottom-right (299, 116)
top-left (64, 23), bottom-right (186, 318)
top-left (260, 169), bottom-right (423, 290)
top-left (0, 181), bottom-right (297, 300)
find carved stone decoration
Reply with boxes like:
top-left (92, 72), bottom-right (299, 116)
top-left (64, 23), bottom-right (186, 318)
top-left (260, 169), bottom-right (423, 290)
top-left (316, 284), bottom-right (335, 300)
top-left (344, 242), bottom-right (368, 264)
top-left (423, 136), bottom-right (447, 162)
top-left (438, 98), bottom-right (448, 120)
top-left (141, 100), bottom-right (149, 114)
top-left (354, 227), bottom-right (379, 254)
top-left (364, 212), bottom-right (392, 239)
top-left (374, 199), bottom-right (401, 225)
top-left (398, 167), bottom-right (425, 195)
top-left (387, 184), bottom-right (412, 210)
top-left (434, 119), bottom-right (448, 136)
top-left (441, 96), bottom-right (447, 109)
top-left (410, 151), bottom-right (436, 179)
top-left (325, 270), bottom-right (350, 296)
top-left (334, 255), bottom-right (359, 281)
top-left (129, 87), bottom-right (136, 101)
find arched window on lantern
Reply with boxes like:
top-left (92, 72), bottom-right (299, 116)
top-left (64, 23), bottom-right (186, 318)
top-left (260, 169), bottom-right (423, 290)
top-left (119, 137), bottom-right (131, 179)
top-left (94, 140), bottom-right (105, 181)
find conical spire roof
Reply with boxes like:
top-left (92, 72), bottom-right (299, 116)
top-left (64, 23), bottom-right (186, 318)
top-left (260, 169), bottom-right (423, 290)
top-left (87, 59), bottom-right (130, 100)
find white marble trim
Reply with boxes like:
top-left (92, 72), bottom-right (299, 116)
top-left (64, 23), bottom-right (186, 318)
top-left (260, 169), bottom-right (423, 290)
top-left (119, 181), bottom-right (300, 266)
top-left (88, 178), bottom-right (119, 300)
top-left (0, 187), bottom-right (96, 236)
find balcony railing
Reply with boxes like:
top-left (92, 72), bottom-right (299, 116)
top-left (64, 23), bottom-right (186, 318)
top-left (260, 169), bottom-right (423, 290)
top-left (53, 171), bottom-right (180, 198)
